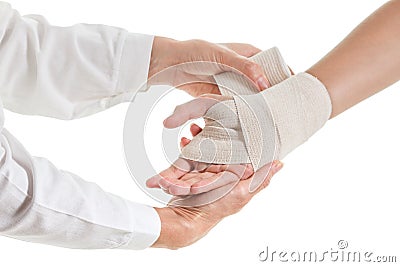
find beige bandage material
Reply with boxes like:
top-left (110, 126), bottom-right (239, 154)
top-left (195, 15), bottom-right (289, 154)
top-left (182, 71), bottom-right (332, 170)
top-left (181, 47), bottom-right (291, 165)
top-left (181, 46), bottom-right (333, 170)
top-left (233, 73), bottom-right (332, 169)
top-left (216, 47), bottom-right (291, 96)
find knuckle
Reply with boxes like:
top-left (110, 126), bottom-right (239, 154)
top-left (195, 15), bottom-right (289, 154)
top-left (241, 44), bottom-right (260, 57)
top-left (243, 61), bottom-right (261, 77)
top-left (232, 185), bottom-right (248, 199)
top-left (216, 51), bottom-right (229, 66)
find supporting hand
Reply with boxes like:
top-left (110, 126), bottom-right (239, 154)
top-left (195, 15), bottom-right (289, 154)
top-left (147, 95), bottom-right (239, 195)
top-left (146, 94), bottom-right (282, 195)
top-left (148, 37), bottom-right (270, 96)
top-left (151, 160), bottom-right (282, 249)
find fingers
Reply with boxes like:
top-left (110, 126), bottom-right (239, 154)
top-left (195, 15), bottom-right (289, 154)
top-left (159, 172), bottom-right (213, 196)
top-left (219, 51), bottom-right (270, 90)
top-left (180, 123), bottom-right (203, 148)
top-left (189, 164), bottom-right (252, 195)
top-left (159, 177), bottom-right (192, 196)
top-left (167, 161), bottom-right (283, 207)
top-left (146, 158), bottom-right (194, 189)
top-left (169, 160), bottom-right (282, 207)
top-left (251, 161), bottom-right (284, 195)
top-left (210, 161), bottom-right (283, 212)
top-left (161, 172), bottom-right (210, 196)
top-left (190, 171), bottom-right (240, 195)
top-left (207, 161), bottom-right (283, 212)
top-left (190, 123), bottom-right (202, 136)
top-left (163, 164), bottom-right (249, 196)
top-left (218, 43), bottom-right (268, 90)
top-left (248, 161), bottom-right (274, 193)
top-left (152, 159), bottom-right (211, 195)
top-left (146, 175), bottom-right (162, 188)
top-left (169, 181), bottom-right (238, 208)
top-left (180, 137), bottom-right (191, 148)
top-left (163, 97), bottom-right (220, 128)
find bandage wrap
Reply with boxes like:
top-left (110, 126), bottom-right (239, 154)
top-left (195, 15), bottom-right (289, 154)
top-left (181, 47), bottom-right (290, 165)
top-left (216, 47), bottom-right (292, 96)
top-left (181, 47), bottom-right (332, 170)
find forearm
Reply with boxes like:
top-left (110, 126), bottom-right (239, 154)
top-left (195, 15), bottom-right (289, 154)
top-left (0, 125), bottom-right (160, 249)
top-left (307, 0), bottom-right (400, 118)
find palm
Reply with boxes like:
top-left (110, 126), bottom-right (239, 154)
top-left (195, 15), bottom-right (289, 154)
top-left (147, 157), bottom-right (253, 196)
top-left (174, 163), bottom-right (253, 194)
top-left (146, 123), bottom-right (254, 195)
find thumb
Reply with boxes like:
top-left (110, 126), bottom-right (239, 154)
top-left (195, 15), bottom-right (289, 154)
top-left (251, 161), bottom-right (283, 195)
top-left (164, 95), bottom-right (226, 128)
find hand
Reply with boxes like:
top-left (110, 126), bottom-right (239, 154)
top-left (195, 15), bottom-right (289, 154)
top-left (146, 95), bottom-right (235, 195)
top-left (146, 94), bottom-right (282, 195)
top-left (148, 37), bottom-right (270, 96)
top-left (147, 121), bottom-right (281, 195)
top-left (147, 94), bottom-right (257, 195)
top-left (151, 161), bottom-right (283, 249)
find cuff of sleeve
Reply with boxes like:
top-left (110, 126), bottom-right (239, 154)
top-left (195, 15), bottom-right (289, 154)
top-left (121, 203), bottom-right (161, 250)
top-left (116, 33), bottom-right (154, 95)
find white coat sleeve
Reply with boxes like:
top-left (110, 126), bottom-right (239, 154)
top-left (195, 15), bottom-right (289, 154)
top-left (0, 2), bottom-right (153, 119)
top-left (0, 101), bottom-right (161, 249)
top-left (0, 2), bottom-right (161, 249)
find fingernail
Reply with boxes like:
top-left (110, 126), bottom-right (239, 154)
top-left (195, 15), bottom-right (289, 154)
top-left (257, 77), bottom-right (270, 89)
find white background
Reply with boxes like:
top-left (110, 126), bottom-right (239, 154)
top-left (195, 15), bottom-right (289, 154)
top-left (1, 0), bottom-right (399, 266)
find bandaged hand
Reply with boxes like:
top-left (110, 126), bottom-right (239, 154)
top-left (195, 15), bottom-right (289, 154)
top-left (147, 119), bottom-right (282, 196)
top-left (147, 48), bottom-right (295, 195)
top-left (169, 71), bottom-right (331, 168)
top-left (153, 48), bottom-right (332, 196)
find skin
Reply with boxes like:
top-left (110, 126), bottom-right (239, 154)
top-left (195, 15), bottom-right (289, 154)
top-left (146, 36), bottom-right (283, 249)
top-left (152, 160), bottom-right (283, 249)
top-left (307, 0), bottom-right (400, 118)
top-left (148, 37), bottom-right (271, 96)
top-left (146, 39), bottom-right (276, 196)
top-left (150, 0), bottom-right (400, 196)
top-left (149, 0), bottom-right (400, 249)
top-left (147, 122), bottom-right (280, 196)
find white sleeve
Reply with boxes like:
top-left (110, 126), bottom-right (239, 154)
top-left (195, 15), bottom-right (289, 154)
top-left (0, 2), bottom-right (153, 119)
top-left (0, 101), bottom-right (161, 249)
